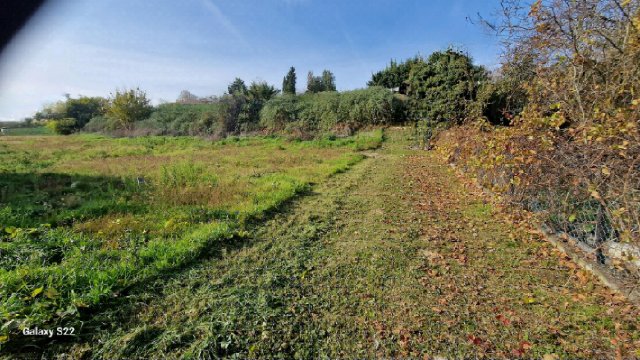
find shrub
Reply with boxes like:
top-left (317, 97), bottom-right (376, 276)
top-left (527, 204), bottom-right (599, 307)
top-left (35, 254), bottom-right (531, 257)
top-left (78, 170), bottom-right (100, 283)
top-left (439, 0), bottom-right (640, 272)
top-left (147, 103), bottom-right (225, 136)
top-left (260, 87), bottom-right (405, 134)
top-left (31, 96), bottom-right (106, 133)
top-left (83, 116), bottom-right (111, 133)
top-left (106, 88), bottom-right (153, 130)
top-left (406, 49), bottom-right (487, 124)
top-left (46, 118), bottom-right (77, 135)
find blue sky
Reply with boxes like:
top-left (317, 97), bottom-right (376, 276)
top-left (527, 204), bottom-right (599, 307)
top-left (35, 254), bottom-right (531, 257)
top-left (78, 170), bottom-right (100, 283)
top-left (0, 0), bottom-right (502, 121)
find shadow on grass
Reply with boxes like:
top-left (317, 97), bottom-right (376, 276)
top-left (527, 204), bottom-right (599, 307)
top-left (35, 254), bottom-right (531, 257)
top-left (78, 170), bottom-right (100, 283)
top-left (3, 185), bottom-right (322, 358)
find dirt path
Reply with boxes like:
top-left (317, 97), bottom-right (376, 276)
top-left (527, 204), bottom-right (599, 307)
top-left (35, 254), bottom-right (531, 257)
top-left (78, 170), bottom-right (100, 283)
top-left (32, 129), bottom-right (639, 359)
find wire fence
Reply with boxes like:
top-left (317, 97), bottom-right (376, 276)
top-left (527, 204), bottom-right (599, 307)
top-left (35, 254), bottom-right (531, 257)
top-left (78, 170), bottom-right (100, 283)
top-left (431, 125), bottom-right (640, 278)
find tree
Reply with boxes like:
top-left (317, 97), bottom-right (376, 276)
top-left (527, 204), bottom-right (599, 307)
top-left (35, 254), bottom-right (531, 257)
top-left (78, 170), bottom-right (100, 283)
top-left (248, 81), bottom-right (279, 102)
top-left (306, 70), bottom-right (336, 93)
top-left (176, 90), bottom-right (200, 104)
top-left (106, 88), bottom-right (153, 130)
top-left (306, 71), bottom-right (321, 93)
top-left (227, 78), bottom-right (248, 96)
top-left (65, 96), bottom-right (106, 128)
top-left (406, 49), bottom-right (487, 123)
top-left (282, 67), bottom-right (297, 95)
top-left (321, 70), bottom-right (336, 91)
top-left (368, 56), bottom-right (424, 94)
top-left (238, 81), bottom-right (280, 131)
top-left (34, 101), bottom-right (66, 121)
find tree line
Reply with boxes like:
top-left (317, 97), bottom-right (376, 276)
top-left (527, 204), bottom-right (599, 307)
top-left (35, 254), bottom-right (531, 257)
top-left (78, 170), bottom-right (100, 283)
top-left (28, 67), bottom-right (345, 136)
top-left (29, 50), bottom-right (498, 138)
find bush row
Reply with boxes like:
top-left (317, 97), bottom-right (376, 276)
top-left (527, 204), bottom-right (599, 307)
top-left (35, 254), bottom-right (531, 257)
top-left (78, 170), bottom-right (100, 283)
top-left (80, 88), bottom-right (405, 138)
top-left (260, 87), bottom-right (405, 135)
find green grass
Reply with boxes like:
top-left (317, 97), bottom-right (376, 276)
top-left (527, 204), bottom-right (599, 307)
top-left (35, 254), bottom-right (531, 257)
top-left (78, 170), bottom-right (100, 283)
top-left (0, 127), bottom-right (53, 136)
top-left (2, 128), bottom-right (638, 358)
top-left (22, 128), bottom-right (636, 359)
top-left (0, 130), bottom-right (383, 346)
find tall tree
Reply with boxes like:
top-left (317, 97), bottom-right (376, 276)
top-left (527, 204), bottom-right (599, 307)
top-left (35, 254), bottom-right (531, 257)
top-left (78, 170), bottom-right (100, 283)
top-left (306, 71), bottom-right (319, 93)
top-left (227, 78), bottom-right (248, 96)
top-left (321, 70), bottom-right (336, 91)
top-left (282, 67), bottom-right (297, 95)
top-left (406, 49), bottom-right (487, 123)
top-left (306, 70), bottom-right (336, 93)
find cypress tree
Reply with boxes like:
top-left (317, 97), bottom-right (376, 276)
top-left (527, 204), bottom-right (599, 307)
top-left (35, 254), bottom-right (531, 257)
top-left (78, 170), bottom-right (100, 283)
top-left (282, 67), bottom-right (297, 95)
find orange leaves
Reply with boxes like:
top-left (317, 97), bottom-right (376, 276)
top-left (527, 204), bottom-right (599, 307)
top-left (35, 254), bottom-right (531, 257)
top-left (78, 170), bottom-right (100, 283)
top-left (511, 341), bottom-right (532, 357)
top-left (575, 269), bottom-right (590, 285)
top-left (467, 334), bottom-right (484, 346)
top-left (495, 314), bottom-right (512, 326)
top-left (529, 0), bottom-right (542, 18)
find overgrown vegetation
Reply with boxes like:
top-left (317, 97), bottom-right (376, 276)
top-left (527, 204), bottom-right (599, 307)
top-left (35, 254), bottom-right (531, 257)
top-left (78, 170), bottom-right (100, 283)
top-left (260, 87), bottom-right (405, 136)
top-left (4, 2), bottom-right (639, 355)
top-left (435, 0), bottom-right (640, 274)
top-left (367, 50), bottom-right (488, 124)
top-left (22, 53), bottom-right (489, 139)
top-left (0, 130), bottom-right (383, 346)
top-left (17, 129), bottom-right (639, 359)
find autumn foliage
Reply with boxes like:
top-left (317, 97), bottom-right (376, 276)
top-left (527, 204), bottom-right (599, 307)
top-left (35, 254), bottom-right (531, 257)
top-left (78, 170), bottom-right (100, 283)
top-left (436, 0), bottom-right (640, 270)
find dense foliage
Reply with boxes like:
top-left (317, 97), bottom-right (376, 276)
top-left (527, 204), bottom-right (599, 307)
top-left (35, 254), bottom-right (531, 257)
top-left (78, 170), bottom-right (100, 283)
top-left (30, 95), bottom-right (106, 134)
top-left (405, 50), bottom-right (487, 123)
top-left (227, 78), bottom-right (248, 96)
top-left (45, 118), bottom-right (77, 135)
top-left (306, 70), bottom-right (337, 93)
top-left (106, 88), bottom-right (153, 130)
top-left (367, 50), bottom-right (487, 124)
top-left (260, 87), bottom-right (405, 135)
top-left (367, 56), bottom-right (424, 94)
top-left (436, 0), bottom-right (640, 268)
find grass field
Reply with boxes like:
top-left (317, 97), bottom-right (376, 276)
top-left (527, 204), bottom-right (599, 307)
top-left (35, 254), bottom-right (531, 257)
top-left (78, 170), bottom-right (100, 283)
top-left (1, 128), bottom-right (638, 359)
top-left (0, 127), bottom-right (53, 136)
top-left (0, 130), bottom-right (383, 346)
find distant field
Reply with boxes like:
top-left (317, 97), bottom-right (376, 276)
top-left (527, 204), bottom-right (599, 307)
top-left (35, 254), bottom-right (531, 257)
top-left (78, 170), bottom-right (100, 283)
top-left (0, 130), bottom-right (383, 343)
top-left (1, 126), bottom-right (53, 136)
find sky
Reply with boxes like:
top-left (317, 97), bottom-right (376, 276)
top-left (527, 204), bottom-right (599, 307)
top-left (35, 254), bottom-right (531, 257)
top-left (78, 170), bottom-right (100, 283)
top-left (0, 0), bottom-right (503, 121)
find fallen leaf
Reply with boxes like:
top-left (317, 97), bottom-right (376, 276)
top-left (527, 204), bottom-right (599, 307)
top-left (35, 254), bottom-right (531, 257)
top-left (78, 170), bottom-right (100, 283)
top-left (496, 314), bottom-right (511, 326)
top-left (467, 335), bottom-right (483, 346)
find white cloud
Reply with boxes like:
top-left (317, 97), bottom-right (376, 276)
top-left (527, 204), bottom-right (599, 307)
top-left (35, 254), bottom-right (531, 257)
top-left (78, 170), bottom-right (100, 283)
top-left (197, 0), bottom-right (250, 49)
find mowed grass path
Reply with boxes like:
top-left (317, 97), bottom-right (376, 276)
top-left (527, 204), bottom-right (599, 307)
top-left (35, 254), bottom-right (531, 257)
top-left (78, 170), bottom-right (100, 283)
top-left (26, 128), bottom-right (639, 359)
